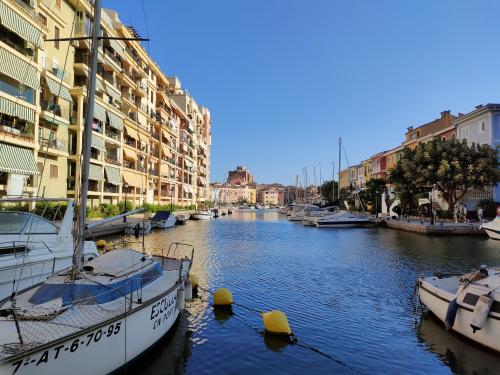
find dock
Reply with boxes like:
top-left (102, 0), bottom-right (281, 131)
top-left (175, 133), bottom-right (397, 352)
top-left (383, 218), bottom-right (486, 236)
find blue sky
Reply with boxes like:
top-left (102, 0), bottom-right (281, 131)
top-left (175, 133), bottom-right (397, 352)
top-left (104, 0), bottom-right (500, 185)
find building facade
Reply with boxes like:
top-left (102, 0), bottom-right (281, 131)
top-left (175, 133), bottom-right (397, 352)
top-left (226, 166), bottom-right (253, 185)
top-left (0, 1), bottom-right (211, 208)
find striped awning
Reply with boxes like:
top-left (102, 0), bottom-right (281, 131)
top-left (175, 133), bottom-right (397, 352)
top-left (0, 142), bottom-right (39, 175)
top-left (89, 163), bottom-right (104, 181)
top-left (95, 78), bottom-right (105, 93)
top-left (0, 47), bottom-right (38, 89)
top-left (184, 159), bottom-right (194, 168)
top-left (138, 132), bottom-right (148, 143)
top-left (161, 144), bottom-right (171, 158)
top-left (109, 39), bottom-right (124, 56)
top-left (105, 85), bottom-right (121, 104)
top-left (123, 147), bottom-right (137, 161)
top-left (93, 103), bottom-right (107, 122)
top-left (0, 2), bottom-right (42, 47)
top-left (160, 163), bottom-right (169, 177)
top-left (198, 177), bottom-right (207, 186)
top-left (122, 170), bottom-right (137, 187)
top-left (124, 125), bottom-right (138, 140)
top-left (91, 134), bottom-right (105, 150)
top-left (0, 96), bottom-right (35, 123)
top-left (107, 110), bottom-right (123, 131)
top-left (43, 76), bottom-right (73, 102)
top-left (104, 166), bottom-right (121, 185)
top-left (161, 128), bottom-right (170, 140)
top-left (42, 113), bottom-right (66, 127)
top-left (184, 185), bottom-right (194, 194)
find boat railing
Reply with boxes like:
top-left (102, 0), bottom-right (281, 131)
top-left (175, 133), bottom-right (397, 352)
top-left (0, 240), bottom-right (54, 256)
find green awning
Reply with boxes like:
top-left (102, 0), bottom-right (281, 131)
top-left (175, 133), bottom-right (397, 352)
top-left (107, 110), bottom-right (123, 131)
top-left (105, 85), bottom-right (121, 104)
top-left (42, 113), bottom-right (67, 127)
top-left (43, 76), bottom-right (73, 102)
top-left (95, 78), bottom-right (105, 93)
top-left (0, 2), bottom-right (42, 47)
top-left (0, 47), bottom-right (38, 89)
top-left (104, 166), bottom-right (121, 185)
top-left (93, 103), bottom-right (107, 122)
top-left (91, 134), bottom-right (105, 150)
top-left (0, 96), bottom-right (35, 123)
top-left (0, 142), bottom-right (39, 175)
top-left (89, 163), bottom-right (104, 181)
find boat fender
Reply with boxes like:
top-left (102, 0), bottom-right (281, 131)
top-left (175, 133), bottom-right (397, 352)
top-left (177, 288), bottom-right (186, 310)
top-left (185, 280), bottom-right (193, 301)
top-left (470, 294), bottom-right (493, 333)
top-left (445, 299), bottom-right (459, 330)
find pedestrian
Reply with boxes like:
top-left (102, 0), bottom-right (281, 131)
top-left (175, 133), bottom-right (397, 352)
top-left (418, 206), bottom-right (424, 224)
top-left (477, 206), bottom-right (484, 223)
top-left (453, 204), bottom-right (459, 223)
top-left (463, 204), bottom-right (468, 223)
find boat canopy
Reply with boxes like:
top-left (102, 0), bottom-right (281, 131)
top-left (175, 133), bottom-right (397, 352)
top-left (0, 211), bottom-right (58, 234)
top-left (151, 211), bottom-right (172, 221)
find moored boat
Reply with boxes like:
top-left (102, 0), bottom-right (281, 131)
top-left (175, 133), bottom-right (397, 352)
top-left (150, 211), bottom-right (177, 229)
top-left (418, 267), bottom-right (500, 352)
top-left (288, 204), bottom-right (318, 222)
top-left (480, 216), bottom-right (500, 240)
top-left (314, 210), bottom-right (373, 228)
top-left (191, 211), bottom-right (213, 220)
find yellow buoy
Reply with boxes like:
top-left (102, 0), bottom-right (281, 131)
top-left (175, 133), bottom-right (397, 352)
top-left (213, 288), bottom-right (233, 307)
top-left (261, 310), bottom-right (292, 336)
top-left (189, 273), bottom-right (198, 290)
top-left (96, 239), bottom-right (107, 248)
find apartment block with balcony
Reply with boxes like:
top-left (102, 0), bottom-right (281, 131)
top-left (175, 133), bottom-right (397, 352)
top-left (0, 2), bottom-right (212, 208)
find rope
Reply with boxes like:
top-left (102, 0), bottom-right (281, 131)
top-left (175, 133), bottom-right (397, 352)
top-left (195, 285), bottom-right (366, 374)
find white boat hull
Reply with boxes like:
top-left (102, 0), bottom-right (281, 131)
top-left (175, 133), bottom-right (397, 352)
top-left (419, 279), bottom-right (500, 352)
top-left (481, 217), bottom-right (500, 240)
top-left (0, 286), bottom-right (182, 374)
top-left (151, 216), bottom-right (177, 229)
top-left (191, 213), bottom-right (212, 220)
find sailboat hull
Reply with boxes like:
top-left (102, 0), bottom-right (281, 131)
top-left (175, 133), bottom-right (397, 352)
top-left (0, 285), bottom-right (182, 374)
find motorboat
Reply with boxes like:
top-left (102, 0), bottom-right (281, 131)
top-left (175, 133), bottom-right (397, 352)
top-left (227, 208), bottom-right (233, 215)
top-left (418, 267), bottom-right (500, 352)
top-left (0, 198), bottom-right (98, 302)
top-left (480, 216), bottom-right (500, 240)
top-left (0, 244), bottom-right (193, 373)
top-left (175, 213), bottom-right (189, 225)
top-left (150, 211), bottom-right (177, 229)
top-left (302, 206), bottom-right (336, 226)
top-left (191, 211), bottom-right (213, 220)
top-left (212, 208), bottom-right (220, 218)
top-left (314, 210), bottom-right (373, 228)
top-left (288, 204), bottom-right (318, 222)
top-left (124, 221), bottom-right (152, 235)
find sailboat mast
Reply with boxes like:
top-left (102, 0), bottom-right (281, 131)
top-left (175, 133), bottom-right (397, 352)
top-left (332, 161), bottom-right (335, 205)
top-left (337, 137), bottom-right (341, 201)
top-left (73, 0), bottom-right (103, 279)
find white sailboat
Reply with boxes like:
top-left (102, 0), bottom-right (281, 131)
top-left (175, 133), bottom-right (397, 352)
top-left (0, 3), bottom-right (193, 372)
top-left (418, 267), bottom-right (500, 352)
top-left (288, 204), bottom-right (318, 221)
top-left (0, 198), bottom-right (98, 302)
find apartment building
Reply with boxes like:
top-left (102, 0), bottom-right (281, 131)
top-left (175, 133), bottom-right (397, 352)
top-left (0, 0), bottom-right (211, 208)
top-left (210, 182), bottom-right (257, 205)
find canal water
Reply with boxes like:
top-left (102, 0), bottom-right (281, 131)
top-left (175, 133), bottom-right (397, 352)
top-left (123, 210), bottom-right (500, 374)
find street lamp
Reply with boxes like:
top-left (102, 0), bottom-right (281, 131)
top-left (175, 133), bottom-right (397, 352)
top-left (170, 185), bottom-right (174, 212)
top-left (123, 183), bottom-right (129, 223)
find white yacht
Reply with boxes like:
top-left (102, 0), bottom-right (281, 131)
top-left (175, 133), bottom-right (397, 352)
top-left (288, 204), bottom-right (318, 222)
top-left (191, 211), bottom-right (213, 220)
top-left (0, 198), bottom-right (98, 302)
top-left (150, 211), bottom-right (177, 229)
top-left (418, 267), bottom-right (500, 352)
top-left (480, 216), bottom-right (500, 240)
top-left (302, 206), bottom-right (336, 226)
top-left (314, 210), bottom-right (373, 228)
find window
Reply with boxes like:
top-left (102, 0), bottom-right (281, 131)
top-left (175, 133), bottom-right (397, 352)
top-left (54, 27), bottom-right (60, 49)
top-left (481, 122), bottom-right (486, 132)
top-left (49, 164), bottom-right (58, 179)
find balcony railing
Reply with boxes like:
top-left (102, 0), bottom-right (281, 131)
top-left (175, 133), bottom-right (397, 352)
top-left (38, 137), bottom-right (66, 152)
top-left (13, 0), bottom-right (46, 25)
top-left (105, 156), bottom-right (121, 166)
top-left (124, 138), bottom-right (136, 147)
top-left (149, 169), bottom-right (158, 176)
top-left (137, 165), bottom-right (146, 173)
top-left (0, 30), bottom-right (36, 59)
top-left (123, 160), bottom-right (135, 169)
top-left (88, 180), bottom-right (99, 191)
top-left (104, 183), bottom-right (118, 194)
top-left (105, 128), bottom-right (121, 140)
top-left (41, 100), bottom-right (70, 120)
top-left (0, 122), bottom-right (33, 140)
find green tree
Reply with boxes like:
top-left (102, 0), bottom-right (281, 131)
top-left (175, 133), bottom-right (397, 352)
top-left (320, 180), bottom-right (339, 205)
top-left (389, 139), bottom-right (500, 212)
top-left (359, 178), bottom-right (386, 214)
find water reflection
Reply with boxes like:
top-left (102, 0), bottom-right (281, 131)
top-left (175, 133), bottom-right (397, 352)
top-left (108, 211), bottom-right (500, 374)
top-left (417, 311), bottom-right (500, 375)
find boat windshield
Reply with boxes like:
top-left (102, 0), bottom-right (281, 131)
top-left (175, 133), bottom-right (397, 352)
top-left (0, 212), bottom-right (58, 234)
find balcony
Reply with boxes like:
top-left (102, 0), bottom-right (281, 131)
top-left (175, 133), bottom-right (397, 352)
top-left (43, 58), bottom-right (72, 85)
top-left (151, 150), bottom-right (159, 158)
top-left (67, 178), bottom-right (76, 191)
top-left (41, 100), bottom-right (70, 120)
top-left (104, 183), bottom-right (118, 194)
top-left (105, 156), bottom-right (121, 166)
top-left (90, 149), bottom-right (101, 161)
top-left (137, 165), bottom-right (146, 173)
top-left (0, 77), bottom-right (35, 104)
top-left (0, 120), bottom-right (33, 140)
top-left (123, 160), bottom-right (135, 169)
top-left (124, 137), bottom-right (136, 148)
top-left (105, 128), bottom-right (121, 141)
top-left (149, 168), bottom-right (159, 176)
top-left (38, 137), bottom-right (66, 152)
top-left (88, 180), bottom-right (100, 192)
top-left (151, 131), bottom-right (160, 141)
top-left (12, 0), bottom-right (46, 26)
top-left (0, 26), bottom-right (36, 59)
